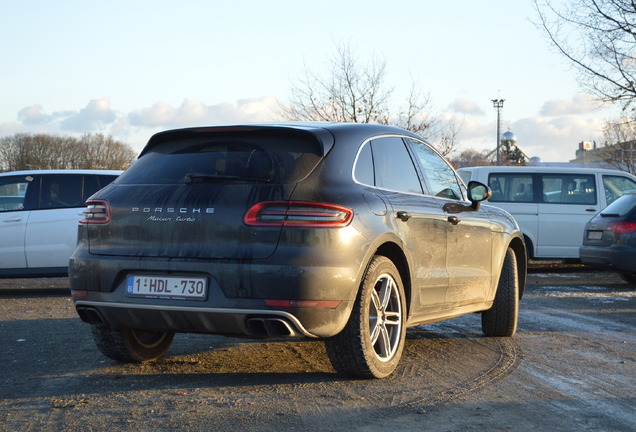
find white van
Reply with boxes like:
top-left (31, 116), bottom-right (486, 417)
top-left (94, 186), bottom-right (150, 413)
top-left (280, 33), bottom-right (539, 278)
top-left (458, 166), bottom-right (636, 259)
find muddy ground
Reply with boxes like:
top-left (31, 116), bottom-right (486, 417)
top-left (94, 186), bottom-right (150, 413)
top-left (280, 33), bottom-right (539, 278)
top-left (0, 266), bottom-right (634, 431)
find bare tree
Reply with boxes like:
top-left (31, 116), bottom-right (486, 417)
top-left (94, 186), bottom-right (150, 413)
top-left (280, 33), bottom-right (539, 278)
top-left (73, 133), bottom-right (137, 170)
top-left (281, 43), bottom-right (461, 156)
top-left (0, 133), bottom-right (136, 172)
top-left (535, 0), bottom-right (636, 110)
top-left (449, 148), bottom-right (493, 169)
top-left (601, 118), bottom-right (636, 173)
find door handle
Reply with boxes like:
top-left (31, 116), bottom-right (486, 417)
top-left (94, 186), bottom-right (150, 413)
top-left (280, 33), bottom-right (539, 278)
top-left (585, 208), bottom-right (597, 212)
top-left (447, 216), bottom-right (460, 225)
top-left (2, 217), bottom-right (22, 223)
top-left (396, 211), bottom-right (412, 222)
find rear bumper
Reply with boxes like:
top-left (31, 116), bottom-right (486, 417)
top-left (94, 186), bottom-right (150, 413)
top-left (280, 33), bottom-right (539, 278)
top-left (579, 245), bottom-right (636, 273)
top-left (69, 251), bottom-right (361, 338)
top-left (74, 300), bottom-right (335, 338)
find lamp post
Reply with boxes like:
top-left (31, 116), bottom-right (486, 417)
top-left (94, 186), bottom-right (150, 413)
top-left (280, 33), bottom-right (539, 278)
top-left (492, 99), bottom-right (504, 165)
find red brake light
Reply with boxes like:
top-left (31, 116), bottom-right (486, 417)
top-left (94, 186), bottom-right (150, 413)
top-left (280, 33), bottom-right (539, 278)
top-left (244, 201), bottom-right (353, 227)
top-left (609, 221), bottom-right (636, 234)
top-left (80, 200), bottom-right (111, 224)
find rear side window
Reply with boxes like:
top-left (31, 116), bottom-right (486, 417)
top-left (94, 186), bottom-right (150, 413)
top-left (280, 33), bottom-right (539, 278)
top-left (370, 137), bottom-right (423, 194)
top-left (118, 131), bottom-right (322, 185)
top-left (488, 174), bottom-right (533, 202)
top-left (603, 175), bottom-right (636, 205)
top-left (84, 174), bottom-right (118, 199)
top-left (542, 174), bottom-right (596, 204)
top-left (39, 175), bottom-right (84, 209)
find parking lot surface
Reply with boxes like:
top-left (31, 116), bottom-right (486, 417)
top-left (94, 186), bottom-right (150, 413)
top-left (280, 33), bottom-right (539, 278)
top-left (0, 266), bottom-right (634, 431)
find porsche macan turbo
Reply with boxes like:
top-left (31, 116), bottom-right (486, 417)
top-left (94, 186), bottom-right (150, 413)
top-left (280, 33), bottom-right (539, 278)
top-left (70, 123), bottom-right (526, 378)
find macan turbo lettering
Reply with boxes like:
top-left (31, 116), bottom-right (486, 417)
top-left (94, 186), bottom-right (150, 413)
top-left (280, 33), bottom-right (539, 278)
top-left (69, 123), bottom-right (526, 378)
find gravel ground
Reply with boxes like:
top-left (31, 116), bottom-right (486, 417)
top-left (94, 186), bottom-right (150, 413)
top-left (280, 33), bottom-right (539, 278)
top-left (0, 267), bottom-right (634, 431)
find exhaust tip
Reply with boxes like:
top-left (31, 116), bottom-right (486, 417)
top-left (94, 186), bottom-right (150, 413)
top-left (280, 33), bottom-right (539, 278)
top-left (247, 317), bottom-right (299, 337)
top-left (76, 307), bottom-right (105, 325)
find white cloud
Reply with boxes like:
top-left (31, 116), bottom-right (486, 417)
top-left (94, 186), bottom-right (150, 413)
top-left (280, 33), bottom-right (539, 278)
top-left (0, 94), bottom-right (612, 162)
top-left (17, 105), bottom-right (51, 125)
top-left (0, 96), bottom-right (284, 152)
top-left (128, 97), bottom-right (280, 128)
top-left (449, 94), bottom-right (611, 162)
top-left (61, 98), bottom-right (117, 132)
top-left (540, 94), bottom-right (600, 116)
top-left (447, 98), bottom-right (485, 116)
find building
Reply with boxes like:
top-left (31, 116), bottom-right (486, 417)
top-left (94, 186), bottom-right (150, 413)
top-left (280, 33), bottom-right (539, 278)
top-left (570, 140), bottom-right (636, 172)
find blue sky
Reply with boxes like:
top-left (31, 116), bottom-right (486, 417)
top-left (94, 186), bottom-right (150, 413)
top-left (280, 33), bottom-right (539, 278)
top-left (0, 0), bottom-right (616, 161)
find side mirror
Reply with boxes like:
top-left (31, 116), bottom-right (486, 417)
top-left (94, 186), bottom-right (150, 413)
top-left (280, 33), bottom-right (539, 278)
top-left (467, 181), bottom-right (492, 204)
top-left (443, 181), bottom-right (492, 214)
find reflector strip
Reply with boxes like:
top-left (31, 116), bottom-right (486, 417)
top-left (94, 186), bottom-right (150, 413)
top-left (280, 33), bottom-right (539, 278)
top-left (265, 299), bottom-right (342, 309)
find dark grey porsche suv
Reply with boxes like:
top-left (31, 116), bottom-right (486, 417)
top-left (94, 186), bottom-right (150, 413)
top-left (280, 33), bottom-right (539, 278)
top-left (70, 123), bottom-right (526, 378)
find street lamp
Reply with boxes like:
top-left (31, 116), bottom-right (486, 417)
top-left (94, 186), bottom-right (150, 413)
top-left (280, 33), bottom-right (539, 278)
top-left (492, 99), bottom-right (505, 165)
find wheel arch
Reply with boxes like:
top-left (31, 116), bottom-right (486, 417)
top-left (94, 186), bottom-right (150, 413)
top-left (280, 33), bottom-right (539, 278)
top-left (508, 236), bottom-right (527, 299)
top-left (522, 233), bottom-right (534, 260)
top-left (374, 241), bottom-right (412, 316)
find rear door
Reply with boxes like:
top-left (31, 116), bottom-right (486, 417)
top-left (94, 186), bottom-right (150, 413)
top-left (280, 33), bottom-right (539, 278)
top-left (25, 173), bottom-right (119, 268)
top-left (536, 173), bottom-right (599, 258)
top-left (0, 174), bottom-right (36, 269)
top-left (370, 137), bottom-right (449, 311)
top-left (487, 173), bottom-right (539, 256)
top-left (26, 174), bottom-right (87, 268)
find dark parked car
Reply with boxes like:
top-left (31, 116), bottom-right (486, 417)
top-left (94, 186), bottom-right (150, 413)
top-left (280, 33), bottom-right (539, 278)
top-left (580, 193), bottom-right (636, 284)
top-left (70, 123), bottom-right (526, 378)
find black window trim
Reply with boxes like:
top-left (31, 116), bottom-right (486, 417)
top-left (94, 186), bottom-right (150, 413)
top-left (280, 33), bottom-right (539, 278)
top-left (487, 172), bottom-right (598, 205)
top-left (352, 134), bottom-right (426, 198)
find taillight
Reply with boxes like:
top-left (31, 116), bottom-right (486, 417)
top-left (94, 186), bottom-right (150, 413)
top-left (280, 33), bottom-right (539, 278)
top-left (609, 221), bottom-right (636, 234)
top-left (80, 200), bottom-right (111, 224)
top-left (244, 201), bottom-right (353, 227)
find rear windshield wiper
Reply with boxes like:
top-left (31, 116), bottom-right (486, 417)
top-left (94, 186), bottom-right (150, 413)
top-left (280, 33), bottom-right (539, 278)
top-left (184, 173), bottom-right (270, 184)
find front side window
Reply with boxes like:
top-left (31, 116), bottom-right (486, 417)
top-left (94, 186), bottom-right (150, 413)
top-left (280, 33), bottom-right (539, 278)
top-left (407, 139), bottom-right (463, 200)
top-left (0, 175), bottom-right (33, 212)
top-left (370, 137), bottom-right (423, 194)
top-left (603, 175), bottom-right (636, 205)
top-left (488, 174), bottom-right (533, 202)
top-left (542, 174), bottom-right (596, 204)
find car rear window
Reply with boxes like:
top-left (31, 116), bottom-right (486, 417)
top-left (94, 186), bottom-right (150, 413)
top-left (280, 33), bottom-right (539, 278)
top-left (118, 132), bottom-right (322, 185)
top-left (600, 194), bottom-right (636, 217)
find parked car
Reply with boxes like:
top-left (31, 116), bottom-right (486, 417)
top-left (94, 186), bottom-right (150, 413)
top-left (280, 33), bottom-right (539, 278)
top-left (69, 123), bottom-right (526, 378)
top-left (458, 166), bottom-right (636, 260)
top-left (0, 169), bottom-right (122, 277)
top-left (580, 193), bottom-right (636, 283)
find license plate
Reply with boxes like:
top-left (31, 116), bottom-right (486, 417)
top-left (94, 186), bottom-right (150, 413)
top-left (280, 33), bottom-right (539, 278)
top-left (126, 275), bottom-right (207, 299)
top-left (587, 231), bottom-right (603, 240)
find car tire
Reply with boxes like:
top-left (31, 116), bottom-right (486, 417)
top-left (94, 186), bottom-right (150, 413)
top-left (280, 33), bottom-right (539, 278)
top-left (90, 324), bottom-right (175, 363)
top-left (619, 272), bottom-right (636, 284)
top-left (482, 247), bottom-right (519, 337)
top-left (324, 256), bottom-right (406, 379)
